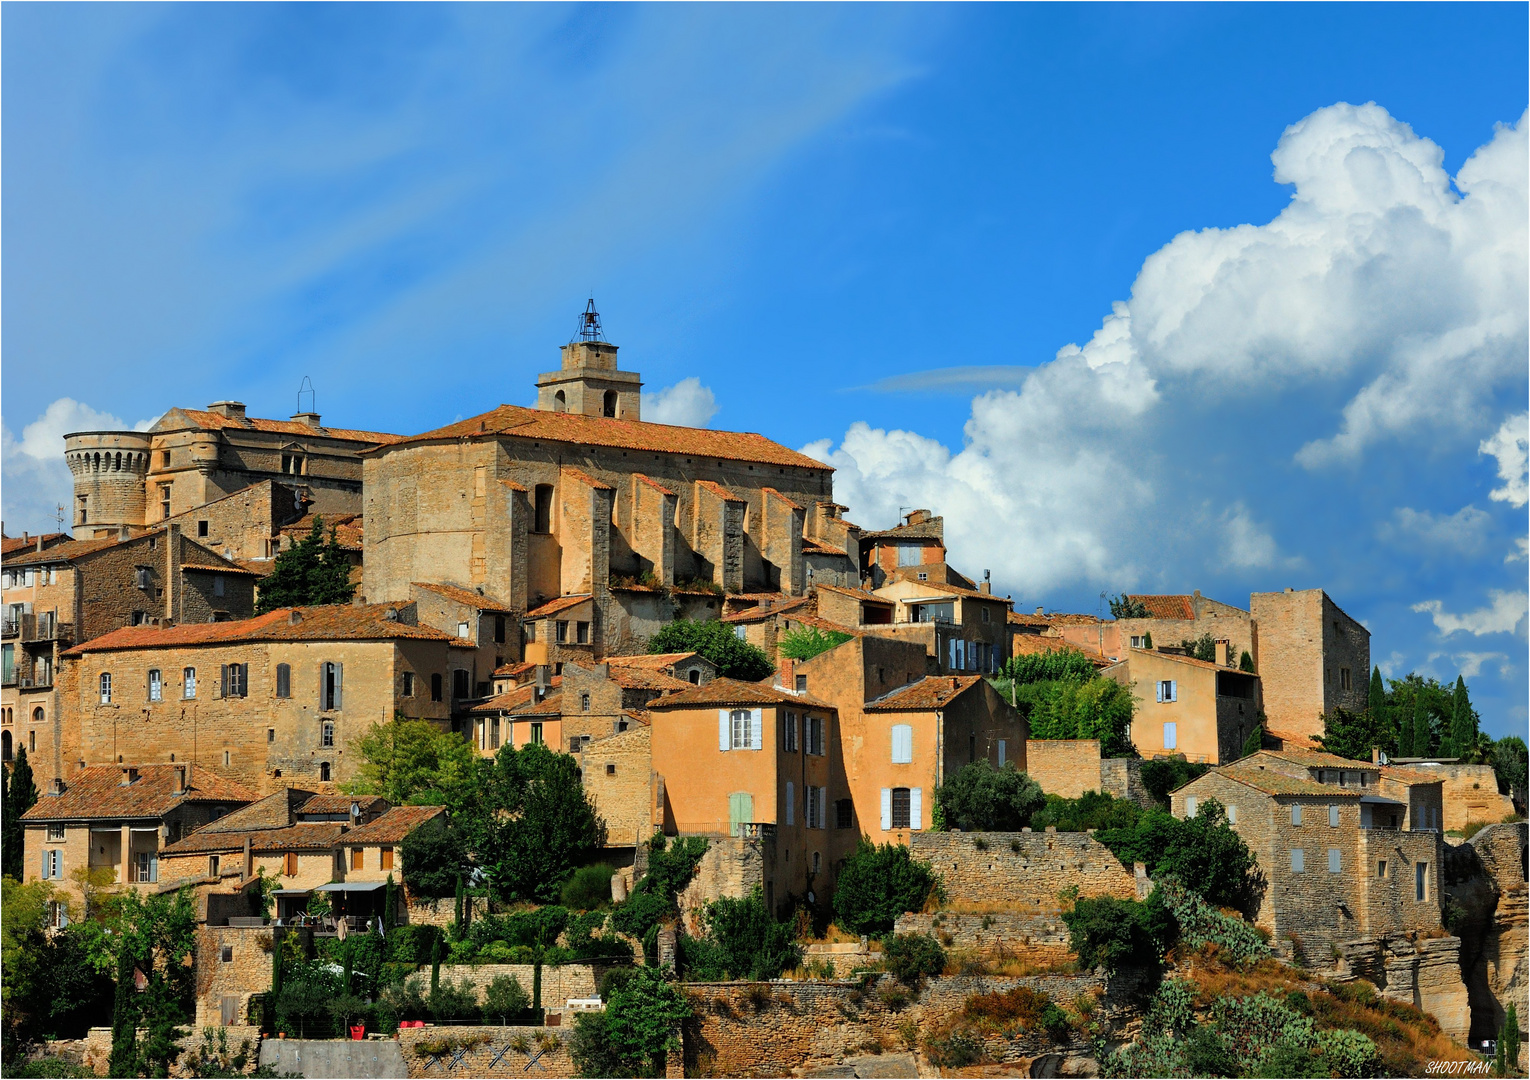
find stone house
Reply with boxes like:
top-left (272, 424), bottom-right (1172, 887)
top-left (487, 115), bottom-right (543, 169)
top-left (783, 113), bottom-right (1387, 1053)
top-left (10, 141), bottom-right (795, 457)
top-left (794, 634), bottom-right (1027, 846)
top-left (54, 604), bottom-right (470, 797)
top-left (1107, 647), bottom-right (1262, 765)
top-left (867, 577), bottom-right (1010, 676)
top-left (604, 650), bottom-right (716, 687)
top-left (408, 581), bottom-right (518, 699)
top-left (1248, 588), bottom-right (1370, 741)
top-left (20, 762), bottom-right (256, 910)
top-left (3, 528), bottom-right (256, 778)
top-left (1113, 591), bottom-right (1255, 663)
top-left (858, 509), bottom-right (946, 589)
top-left (467, 676), bottom-right (562, 756)
top-left (1172, 749), bottom-right (1445, 963)
top-left (65, 401), bottom-right (402, 538)
top-left (1008, 629), bottom-right (1113, 668)
top-left (647, 678), bottom-right (845, 915)
top-left (158, 478), bottom-right (311, 565)
top-left (523, 593), bottom-right (596, 671)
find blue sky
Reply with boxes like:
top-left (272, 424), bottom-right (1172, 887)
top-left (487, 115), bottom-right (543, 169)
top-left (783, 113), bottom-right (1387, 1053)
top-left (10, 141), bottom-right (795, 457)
top-left (3, 3), bottom-right (1526, 736)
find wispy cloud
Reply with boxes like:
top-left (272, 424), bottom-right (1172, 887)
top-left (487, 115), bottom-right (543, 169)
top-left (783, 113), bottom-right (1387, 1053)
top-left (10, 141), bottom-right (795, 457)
top-left (1412, 590), bottom-right (1528, 637)
top-left (864, 366), bottom-right (1034, 393)
top-left (1481, 412), bottom-right (1529, 507)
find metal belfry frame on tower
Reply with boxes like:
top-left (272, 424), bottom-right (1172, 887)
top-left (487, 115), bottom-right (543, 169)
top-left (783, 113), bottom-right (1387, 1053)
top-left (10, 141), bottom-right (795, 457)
top-left (574, 298), bottom-right (605, 343)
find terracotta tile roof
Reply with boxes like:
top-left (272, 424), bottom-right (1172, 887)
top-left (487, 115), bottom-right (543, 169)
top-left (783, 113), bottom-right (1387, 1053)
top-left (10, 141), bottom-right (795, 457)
top-left (234, 560), bottom-right (277, 578)
top-left (646, 677), bottom-right (835, 711)
top-left (1378, 766), bottom-right (1445, 786)
top-left (860, 520), bottom-right (944, 541)
top-left (721, 596), bottom-right (813, 624)
top-left (1126, 647), bottom-right (1234, 673)
top-left (634, 474), bottom-right (675, 496)
top-left (499, 479), bottom-right (528, 493)
top-left (525, 594), bottom-right (591, 620)
top-left (1, 533), bottom-right (70, 557)
top-left (865, 675), bottom-right (985, 712)
top-left (801, 538), bottom-right (846, 556)
top-left (494, 661), bottom-right (537, 678)
top-left (4, 536), bottom-right (129, 567)
top-left (174, 409), bottom-right (404, 446)
top-left (563, 466), bottom-right (615, 491)
top-left (622, 709), bottom-right (653, 727)
top-left (1255, 748), bottom-right (1376, 772)
top-left (1126, 595), bottom-right (1195, 620)
top-left (1007, 611), bottom-right (1052, 627)
top-left (782, 613), bottom-right (863, 638)
top-left (374, 404), bottom-right (830, 471)
top-left (606, 666), bottom-right (691, 692)
top-left (761, 487), bottom-right (802, 511)
top-left (1213, 765), bottom-right (1360, 798)
top-left (342, 805), bottom-right (446, 845)
top-left (1011, 635), bottom-right (1114, 667)
top-left (299, 794), bottom-right (389, 816)
top-left (1266, 728), bottom-right (1321, 750)
top-left (816, 584), bottom-right (890, 604)
top-left (470, 679), bottom-right (561, 713)
top-left (182, 563), bottom-right (261, 576)
top-left (161, 822), bottom-right (345, 856)
top-left (603, 652), bottom-right (704, 671)
top-left (695, 478), bottom-right (744, 502)
top-left (195, 789), bottom-right (315, 833)
top-left (22, 765), bottom-right (258, 822)
top-left (280, 514), bottom-right (363, 550)
top-left (411, 582), bottom-right (517, 612)
top-left (511, 689), bottom-right (564, 716)
top-left (62, 604), bottom-right (453, 655)
top-left (1040, 612), bottom-right (1108, 626)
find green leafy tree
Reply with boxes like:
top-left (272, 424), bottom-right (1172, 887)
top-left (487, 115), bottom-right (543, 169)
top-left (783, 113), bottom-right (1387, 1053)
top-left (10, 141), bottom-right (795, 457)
top-left (1000, 649), bottom-right (1101, 686)
top-left (1096, 799), bottom-right (1257, 909)
top-left (399, 815), bottom-right (468, 900)
top-left (3, 747), bottom-right (38, 880)
top-left (1408, 693), bottom-right (1427, 757)
top-left (1491, 737), bottom-right (1528, 810)
top-left (1368, 666), bottom-right (1386, 719)
top-left (609, 836), bottom-right (708, 940)
top-left (255, 517), bottom-right (355, 612)
top-left (1030, 790), bottom-right (1142, 833)
top-left (682, 888), bottom-right (799, 980)
top-left (101, 889), bottom-right (200, 1075)
top-left (569, 965), bottom-right (691, 1079)
top-left (483, 974), bottom-right (530, 1023)
top-left (475, 742), bottom-right (605, 902)
top-left (1178, 634), bottom-right (1218, 663)
top-left (936, 762), bottom-right (1045, 831)
top-left (646, 619), bottom-right (773, 679)
top-left (880, 932), bottom-right (947, 986)
top-left (1062, 891), bottom-right (1172, 973)
top-left (832, 839), bottom-right (938, 936)
top-left (1138, 758), bottom-right (1208, 808)
top-left (1239, 650), bottom-right (1255, 673)
top-left (1317, 706), bottom-right (1394, 762)
top-left (1107, 595), bottom-right (1149, 619)
top-left (777, 626), bottom-right (852, 661)
top-left (344, 717), bottom-right (478, 809)
top-left (560, 863), bottom-right (616, 911)
top-left (1022, 678), bottom-right (1136, 756)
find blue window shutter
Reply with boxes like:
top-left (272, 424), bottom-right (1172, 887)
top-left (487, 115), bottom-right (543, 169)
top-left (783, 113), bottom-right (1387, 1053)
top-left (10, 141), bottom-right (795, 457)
top-left (719, 710), bottom-right (730, 752)
top-left (750, 709), bottom-right (763, 751)
top-left (785, 782), bottom-right (794, 826)
top-left (880, 789), bottom-right (892, 831)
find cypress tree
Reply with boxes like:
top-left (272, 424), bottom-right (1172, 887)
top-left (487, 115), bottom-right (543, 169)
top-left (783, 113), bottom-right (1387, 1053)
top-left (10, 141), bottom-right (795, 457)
top-left (1396, 692), bottom-right (1415, 759)
top-left (430, 930), bottom-right (442, 996)
top-left (1499, 1003), bottom-right (1520, 1078)
top-left (342, 938), bottom-right (354, 997)
top-left (4, 747), bottom-right (38, 880)
top-left (1142, 631), bottom-right (1153, 650)
top-left (1449, 676), bottom-right (1476, 759)
top-left (384, 873), bottom-right (397, 932)
top-left (453, 871), bottom-right (464, 940)
top-left (109, 945), bottom-right (140, 1077)
top-left (1239, 650), bottom-right (1255, 673)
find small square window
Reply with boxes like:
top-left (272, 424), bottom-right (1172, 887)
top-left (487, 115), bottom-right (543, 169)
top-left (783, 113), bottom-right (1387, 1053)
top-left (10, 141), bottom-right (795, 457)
top-left (220, 945), bottom-right (233, 963)
top-left (47, 823), bottom-right (65, 842)
top-left (197, 520), bottom-right (210, 538)
top-left (1376, 860), bottom-right (1387, 878)
top-left (606, 763), bottom-right (616, 775)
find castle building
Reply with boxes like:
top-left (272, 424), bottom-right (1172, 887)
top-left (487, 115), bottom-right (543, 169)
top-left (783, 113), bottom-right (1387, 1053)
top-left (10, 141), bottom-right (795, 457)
top-left (65, 403), bottom-right (401, 538)
top-left (360, 308), bottom-right (858, 657)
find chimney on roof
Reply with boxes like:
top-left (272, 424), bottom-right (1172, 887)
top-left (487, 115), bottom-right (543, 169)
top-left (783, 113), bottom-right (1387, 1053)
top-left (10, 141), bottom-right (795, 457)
top-left (172, 765), bottom-right (187, 796)
top-left (1035, 607), bottom-right (1045, 617)
top-left (207, 401), bottom-right (247, 421)
top-left (980, 570), bottom-right (991, 595)
top-left (291, 411), bottom-right (321, 429)
top-left (1371, 746), bottom-right (1381, 765)
top-left (760, 599), bottom-right (772, 612)
top-left (118, 525), bottom-right (131, 541)
top-left (288, 610), bottom-right (303, 625)
top-left (384, 608), bottom-right (399, 622)
top-left (121, 766), bottom-right (139, 786)
top-left (51, 777), bottom-right (65, 796)
top-left (1215, 640), bottom-right (1231, 667)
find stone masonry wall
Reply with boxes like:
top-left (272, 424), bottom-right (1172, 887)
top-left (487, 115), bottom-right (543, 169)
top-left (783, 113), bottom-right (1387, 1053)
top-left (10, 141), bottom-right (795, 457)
top-left (909, 831), bottom-right (1136, 911)
top-left (1099, 756), bottom-right (1154, 808)
top-left (398, 1025), bottom-right (574, 1079)
top-left (434, 963), bottom-right (608, 1006)
top-left (894, 911), bottom-right (1072, 967)
top-left (1025, 739), bottom-right (1101, 799)
top-left (677, 834), bottom-right (768, 935)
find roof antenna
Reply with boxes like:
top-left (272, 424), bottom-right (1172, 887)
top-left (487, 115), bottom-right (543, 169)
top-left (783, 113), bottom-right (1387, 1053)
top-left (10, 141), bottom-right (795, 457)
top-left (297, 376), bottom-right (316, 415)
top-left (573, 298), bottom-right (605, 343)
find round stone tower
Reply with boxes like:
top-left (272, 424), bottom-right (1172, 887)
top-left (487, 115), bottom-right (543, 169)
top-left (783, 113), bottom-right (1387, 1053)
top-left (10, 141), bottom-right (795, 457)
top-left (64, 431), bottom-right (152, 534)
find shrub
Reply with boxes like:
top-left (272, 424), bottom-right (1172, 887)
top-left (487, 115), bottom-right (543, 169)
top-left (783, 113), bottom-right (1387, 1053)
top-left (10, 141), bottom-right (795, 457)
top-left (483, 975), bottom-right (530, 1022)
top-left (1139, 758), bottom-right (1210, 808)
top-left (647, 620), bottom-right (772, 679)
top-left (389, 924), bottom-right (445, 966)
top-left (428, 978), bottom-right (480, 1023)
top-left (689, 888), bottom-right (800, 981)
top-left (1029, 790), bottom-right (1142, 832)
top-left (610, 835), bottom-right (709, 939)
top-left (568, 965), bottom-right (691, 1078)
top-left (881, 933), bottom-right (946, 986)
top-left (399, 815), bottom-right (469, 899)
top-left (1096, 799), bottom-right (1257, 908)
top-left (779, 626), bottom-right (852, 661)
top-left (936, 761), bottom-right (1046, 831)
top-left (832, 839), bottom-right (939, 936)
top-left (1021, 677), bottom-right (1136, 757)
top-left (1061, 892), bottom-right (1172, 973)
top-left (560, 863), bottom-right (617, 910)
top-left (1155, 878), bottom-right (1268, 965)
top-left (923, 1028), bottom-right (982, 1068)
top-left (963, 986), bottom-right (1069, 1039)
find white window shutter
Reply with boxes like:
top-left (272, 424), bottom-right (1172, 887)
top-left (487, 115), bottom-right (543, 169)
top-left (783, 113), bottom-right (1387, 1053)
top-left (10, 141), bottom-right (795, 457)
top-left (786, 782), bottom-right (794, 826)
top-left (750, 709), bottom-right (763, 750)
top-left (910, 788), bottom-right (923, 831)
top-left (1163, 723), bottom-right (1177, 750)
top-left (719, 710), bottom-right (730, 752)
top-left (880, 789), bottom-right (892, 831)
top-left (1185, 796), bottom-right (1197, 817)
top-left (891, 725), bottom-right (912, 764)
top-left (1168, 680), bottom-right (1177, 702)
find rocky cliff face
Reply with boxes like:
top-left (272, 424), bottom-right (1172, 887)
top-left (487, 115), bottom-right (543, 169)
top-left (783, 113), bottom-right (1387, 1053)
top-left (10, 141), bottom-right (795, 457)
top-left (1445, 821), bottom-right (1528, 1058)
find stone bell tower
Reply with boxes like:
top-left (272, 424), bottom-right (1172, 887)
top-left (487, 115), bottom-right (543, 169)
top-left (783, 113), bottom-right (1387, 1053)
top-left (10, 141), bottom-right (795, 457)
top-left (534, 299), bottom-right (642, 421)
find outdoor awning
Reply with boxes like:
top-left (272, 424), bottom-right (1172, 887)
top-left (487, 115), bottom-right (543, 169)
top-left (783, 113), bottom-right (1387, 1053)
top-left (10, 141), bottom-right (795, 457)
top-left (313, 881), bottom-right (387, 892)
top-left (272, 888), bottom-right (312, 895)
top-left (1360, 795), bottom-right (1406, 806)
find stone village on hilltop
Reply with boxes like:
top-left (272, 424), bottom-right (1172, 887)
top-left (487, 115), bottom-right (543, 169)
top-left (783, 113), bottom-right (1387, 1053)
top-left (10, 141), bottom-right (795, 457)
top-left (2, 303), bottom-right (1524, 1078)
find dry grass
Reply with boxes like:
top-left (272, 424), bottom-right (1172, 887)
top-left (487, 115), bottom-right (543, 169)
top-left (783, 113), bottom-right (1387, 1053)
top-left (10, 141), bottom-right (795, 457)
top-left (1177, 945), bottom-right (1478, 1074)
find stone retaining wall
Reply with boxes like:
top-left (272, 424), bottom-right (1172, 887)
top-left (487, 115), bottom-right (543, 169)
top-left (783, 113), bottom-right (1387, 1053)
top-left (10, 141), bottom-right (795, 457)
top-left (911, 830), bottom-right (1136, 911)
top-left (894, 911), bottom-right (1073, 966)
top-left (434, 963), bottom-right (613, 1006)
top-left (397, 1025), bottom-right (574, 1079)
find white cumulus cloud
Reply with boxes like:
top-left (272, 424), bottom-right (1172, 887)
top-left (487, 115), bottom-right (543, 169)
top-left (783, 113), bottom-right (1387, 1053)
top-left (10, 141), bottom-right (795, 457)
top-left (813, 102), bottom-right (1528, 595)
top-left (645, 378), bottom-right (719, 428)
top-left (1412, 590), bottom-right (1528, 637)
top-left (1, 398), bottom-right (159, 534)
top-left (1480, 412), bottom-right (1529, 507)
